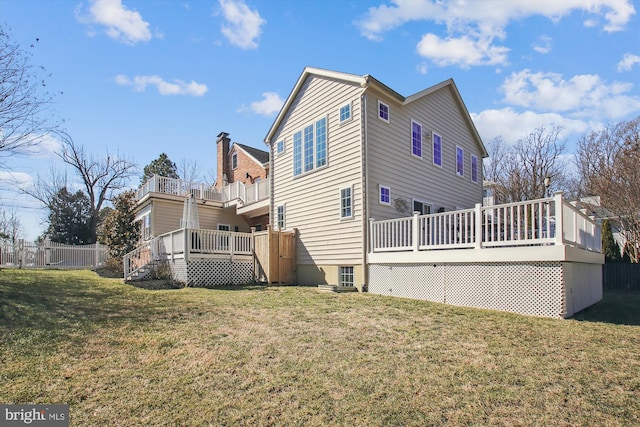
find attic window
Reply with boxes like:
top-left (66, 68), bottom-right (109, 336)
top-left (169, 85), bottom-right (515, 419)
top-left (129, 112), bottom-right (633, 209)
top-left (276, 140), bottom-right (285, 155)
top-left (378, 101), bottom-right (389, 123)
top-left (231, 152), bottom-right (238, 169)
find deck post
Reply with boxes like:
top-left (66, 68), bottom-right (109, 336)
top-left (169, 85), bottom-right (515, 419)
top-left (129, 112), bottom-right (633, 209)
top-left (412, 211), bottom-right (420, 252)
top-left (474, 203), bottom-right (483, 249)
top-left (554, 191), bottom-right (564, 246)
top-left (369, 218), bottom-right (375, 253)
top-left (183, 228), bottom-right (189, 263)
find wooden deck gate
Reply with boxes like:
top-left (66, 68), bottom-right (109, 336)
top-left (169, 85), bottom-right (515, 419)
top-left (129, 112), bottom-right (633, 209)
top-left (254, 226), bottom-right (297, 285)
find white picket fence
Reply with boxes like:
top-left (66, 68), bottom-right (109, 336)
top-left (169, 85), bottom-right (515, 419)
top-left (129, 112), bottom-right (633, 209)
top-left (0, 240), bottom-right (108, 268)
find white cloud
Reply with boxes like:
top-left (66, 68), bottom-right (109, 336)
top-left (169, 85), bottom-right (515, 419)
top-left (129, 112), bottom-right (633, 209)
top-left (356, 0), bottom-right (635, 68)
top-left (471, 108), bottom-right (589, 145)
top-left (115, 74), bottom-right (208, 96)
top-left (500, 69), bottom-right (640, 120)
top-left (76, 0), bottom-right (155, 45)
top-left (238, 92), bottom-right (284, 116)
top-left (219, 0), bottom-right (266, 49)
top-left (416, 33), bottom-right (509, 68)
top-left (532, 35), bottom-right (552, 54)
top-left (20, 133), bottom-right (62, 158)
top-left (0, 171), bottom-right (34, 188)
top-left (617, 53), bottom-right (640, 72)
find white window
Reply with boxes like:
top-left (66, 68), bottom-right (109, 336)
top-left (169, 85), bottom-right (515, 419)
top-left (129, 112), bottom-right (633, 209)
top-left (276, 205), bottom-right (285, 230)
top-left (231, 152), bottom-right (238, 170)
top-left (456, 146), bottom-right (464, 177)
top-left (276, 140), bottom-right (285, 155)
top-left (413, 199), bottom-right (432, 215)
top-left (471, 154), bottom-right (479, 183)
top-left (339, 266), bottom-right (354, 287)
top-left (142, 214), bottom-right (151, 240)
top-left (293, 116), bottom-right (327, 177)
top-left (433, 133), bottom-right (442, 167)
top-left (378, 100), bottom-right (389, 123)
top-left (411, 120), bottom-right (422, 158)
top-left (339, 102), bottom-right (352, 123)
top-left (379, 185), bottom-right (391, 205)
top-left (340, 187), bottom-right (353, 218)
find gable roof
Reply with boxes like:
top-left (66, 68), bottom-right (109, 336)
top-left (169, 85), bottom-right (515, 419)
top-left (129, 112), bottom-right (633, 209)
top-left (264, 66), bottom-right (488, 158)
top-left (232, 142), bottom-right (270, 166)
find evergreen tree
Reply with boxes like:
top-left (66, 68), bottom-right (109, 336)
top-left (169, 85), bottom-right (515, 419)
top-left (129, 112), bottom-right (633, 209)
top-left (46, 188), bottom-right (92, 244)
top-left (142, 153), bottom-right (179, 184)
top-left (99, 190), bottom-right (140, 259)
top-left (601, 219), bottom-right (622, 263)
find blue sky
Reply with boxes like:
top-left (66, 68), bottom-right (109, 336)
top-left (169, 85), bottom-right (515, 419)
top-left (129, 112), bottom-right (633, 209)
top-left (1, 0), bottom-right (639, 241)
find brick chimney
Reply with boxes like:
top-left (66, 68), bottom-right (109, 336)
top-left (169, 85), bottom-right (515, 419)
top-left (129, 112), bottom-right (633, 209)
top-left (216, 132), bottom-right (230, 188)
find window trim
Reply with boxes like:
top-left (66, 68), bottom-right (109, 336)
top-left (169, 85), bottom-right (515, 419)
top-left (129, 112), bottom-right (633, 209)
top-left (456, 146), bottom-right (464, 177)
top-left (379, 185), bottom-right (391, 206)
top-left (339, 102), bottom-right (352, 123)
top-left (378, 100), bottom-right (390, 123)
top-left (340, 186), bottom-right (354, 219)
top-left (432, 132), bottom-right (443, 168)
top-left (339, 266), bottom-right (355, 287)
top-left (411, 119), bottom-right (423, 159)
top-left (231, 152), bottom-right (238, 170)
top-left (276, 204), bottom-right (286, 230)
top-left (292, 115), bottom-right (328, 178)
top-left (276, 139), bottom-right (285, 155)
top-left (471, 154), bottom-right (479, 183)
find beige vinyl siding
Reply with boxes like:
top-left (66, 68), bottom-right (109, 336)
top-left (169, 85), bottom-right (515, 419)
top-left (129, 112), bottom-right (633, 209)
top-left (272, 75), bottom-right (365, 265)
top-left (366, 84), bottom-right (484, 221)
top-left (150, 199), bottom-right (250, 237)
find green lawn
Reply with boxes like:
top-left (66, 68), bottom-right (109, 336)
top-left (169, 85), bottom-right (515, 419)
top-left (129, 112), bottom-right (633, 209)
top-left (1, 269), bottom-right (638, 426)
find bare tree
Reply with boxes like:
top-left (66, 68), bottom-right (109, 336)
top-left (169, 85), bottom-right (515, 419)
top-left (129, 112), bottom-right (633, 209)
top-left (57, 133), bottom-right (137, 243)
top-left (483, 126), bottom-right (568, 203)
top-left (576, 117), bottom-right (640, 262)
top-left (178, 157), bottom-right (200, 183)
top-left (0, 25), bottom-right (59, 169)
top-left (20, 165), bottom-right (68, 206)
top-left (0, 205), bottom-right (22, 243)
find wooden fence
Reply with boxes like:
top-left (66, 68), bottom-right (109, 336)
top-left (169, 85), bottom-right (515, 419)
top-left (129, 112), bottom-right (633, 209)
top-left (603, 263), bottom-right (640, 291)
top-left (253, 226), bottom-right (297, 285)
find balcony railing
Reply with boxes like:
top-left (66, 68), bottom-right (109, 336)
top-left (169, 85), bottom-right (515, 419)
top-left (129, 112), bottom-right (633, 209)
top-left (136, 175), bottom-right (269, 206)
top-left (370, 192), bottom-right (601, 254)
top-left (124, 228), bottom-right (253, 279)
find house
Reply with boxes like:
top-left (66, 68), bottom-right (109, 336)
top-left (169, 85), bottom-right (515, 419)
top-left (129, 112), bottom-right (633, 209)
top-left (125, 66), bottom-right (603, 318)
top-left (264, 67), bottom-right (488, 290)
top-left (133, 132), bottom-right (270, 241)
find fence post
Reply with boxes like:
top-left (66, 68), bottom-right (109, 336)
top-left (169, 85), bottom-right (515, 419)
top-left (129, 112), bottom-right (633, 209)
top-left (554, 191), bottom-right (564, 246)
top-left (412, 211), bottom-right (420, 252)
top-left (474, 203), bottom-right (483, 249)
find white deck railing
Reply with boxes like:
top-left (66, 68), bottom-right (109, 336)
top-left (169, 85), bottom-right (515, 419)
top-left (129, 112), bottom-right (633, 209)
top-left (370, 192), bottom-right (601, 254)
top-left (123, 228), bottom-right (253, 279)
top-left (136, 175), bottom-right (269, 206)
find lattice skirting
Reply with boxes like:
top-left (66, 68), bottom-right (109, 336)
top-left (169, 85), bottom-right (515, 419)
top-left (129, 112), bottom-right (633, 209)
top-left (368, 262), bottom-right (602, 319)
top-left (163, 257), bottom-right (254, 287)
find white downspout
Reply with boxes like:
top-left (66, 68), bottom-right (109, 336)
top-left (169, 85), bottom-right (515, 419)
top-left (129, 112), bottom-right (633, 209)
top-left (361, 91), bottom-right (369, 292)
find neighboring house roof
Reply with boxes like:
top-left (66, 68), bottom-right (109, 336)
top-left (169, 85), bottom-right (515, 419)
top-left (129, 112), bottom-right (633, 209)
top-left (233, 143), bottom-right (270, 167)
top-left (264, 66), bottom-right (488, 158)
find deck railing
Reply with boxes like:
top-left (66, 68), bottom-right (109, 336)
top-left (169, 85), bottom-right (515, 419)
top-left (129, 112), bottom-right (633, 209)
top-left (370, 192), bottom-right (601, 254)
top-left (124, 228), bottom-right (253, 279)
top-left (136, 175), bottom-right (269, 206)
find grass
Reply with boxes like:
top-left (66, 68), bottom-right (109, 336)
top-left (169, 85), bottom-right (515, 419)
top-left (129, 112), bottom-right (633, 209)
top-left (1, 269), bottom-right (639, 426)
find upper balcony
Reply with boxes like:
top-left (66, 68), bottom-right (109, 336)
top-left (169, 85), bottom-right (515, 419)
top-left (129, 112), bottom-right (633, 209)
top-left (136, 175), bottom-right (269, 215)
